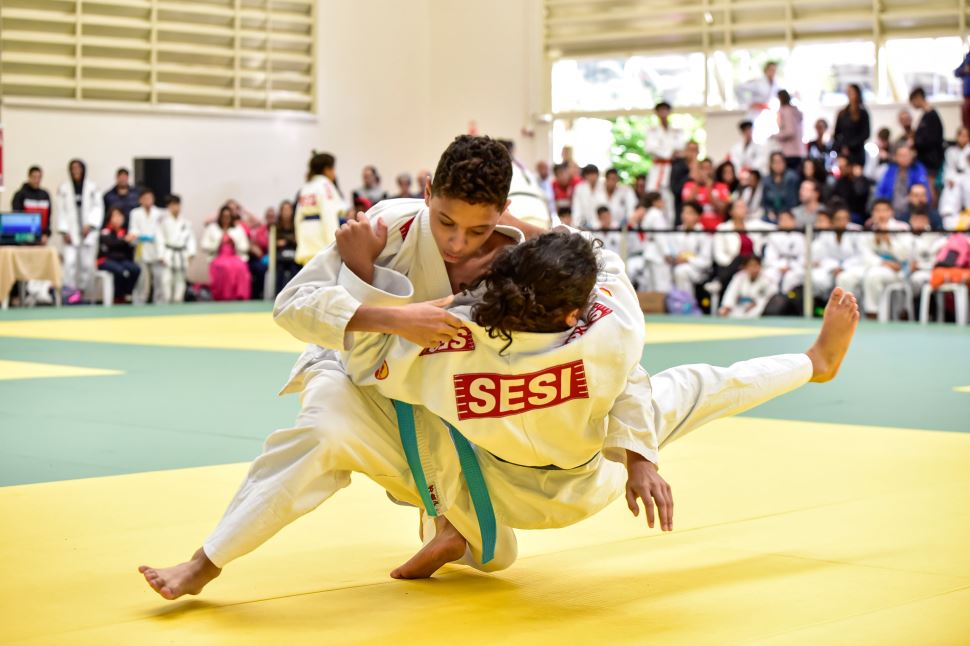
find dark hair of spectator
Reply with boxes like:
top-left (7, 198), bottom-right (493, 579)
top-left (166, 194), bottom-right (181, 205)
top-left (909, 87), bottom-right (926, 101)
top-left (469, 231), bottom-right (601, 352)
top-left (596, 206), bottom-right (611, 216)
top-left (581, 164), bottom-right (599, 177)
top-left (635, 172), bottom-right (647, 181)
top-left (871, 198), bottom-right (893, 210)
top-left (877, 127), bottom-right (891, 140)
top-left (139, 186), bottom-right (154, 197)
top-left (28, 166), bottom-right (41, 175)
top-left (748, 169), bottom-right (762, 183)
top-left (682, 200), bottom-right (703, 217)
top-left (642, 191), bottom-right (663, 208)
top-left (117, 168), bottom-right (129, 176)
top-left (738, 120), bottom-right (753, 131)
top-left (431, 135), bottom-right (512, 210)
top-left (605, 168), bottom-right (619, 178)
top-left (777, 90), bottom-right (792, 105)
top-left (715, 161), bottom-right (738, 189)
top-left (655, 101), bottom-right (672, 111)
top-left (307, 152), bottom-right (335, 181)
top-left (217, 206), bottom-right (234, 228)
top-left (742, 254), bottom-right (762, 267)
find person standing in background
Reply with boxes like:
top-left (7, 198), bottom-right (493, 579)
top-left (353, 166), bottom-right (387, 207)
top-left (740, 61), bottom-right (780, 121)
top-left (12, 166), bottom-right (52, 241)
top-left (102, 168), bottom-right (139, 228)
top-left (775, 90), bottom-right (804, 170)
top-left (295, 152), bottom-right (347, 266)
top-left (728, 120), bottom-right (767, 175)
top-left (535, 160), bottom-right (556, 215)
top-left (155, 195), bottom-right (196, 304)
top-left (393, 173), bottom-right (413, 199)
top-left (55, 159), bottom-right (103, 301)
top-left (413, 170), bottom-right (432, 198)
top-left (807, 119), bottom-right (833, 172)
top-left (571, 164), bottom-right (605, 229)
top-left (274, 200), bottom-right (299, 295)
top-left (896, 110), bottom-right (915, 149)
top-left (645, 101), bottom-right (685, 222)
top-left (128, 187), bottom-right (166, 304)
top-left (833, 84), bottom-right (870, 167)
top-left (908, 87), bottom-right (945, 200)
top-left (670, 139), bottom-right (701, 222)
top-left (603, 168), bottom-right (638, 224)
top-left (955, 46), bottom-right (970, 130)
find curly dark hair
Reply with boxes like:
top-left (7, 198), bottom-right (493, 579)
top-left (469, 231), bottom-right (601, 351)
top-left (431, 135), bottom-right (512, 210)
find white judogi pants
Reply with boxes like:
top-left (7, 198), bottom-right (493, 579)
top-left (834, 267), bottom-right (866, 302)
top-left (672, 263), bottom-right (706, 294)
top-left (62, 243), bottom-right (97, 292)
top-left (157, 267), bottom-right (188, 303)
top-left (862, 265), bottom-right (904, 315)
top-left (203, 352), bottom-right (812, 571)
top-left (133, 261), bottom-right (165, 304)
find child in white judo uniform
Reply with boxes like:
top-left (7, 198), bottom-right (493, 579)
top-left (140, 135), bottom-right (860, 599)
top-left (719, 255), bottom-right (775, 318)
top-left (154, 195), bottom-right (197, 303)
top-left (860, 199), bottom-right (913, 318)
top-left (813, 206), bottom-right (865, 299)
top-left (762, 210), bottom-right (806, 295)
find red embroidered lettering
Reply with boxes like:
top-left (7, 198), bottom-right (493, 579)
top-left (419, 327), bottom-right (475, 355)
top-left (453, 360), bottom-right (589, 420)
top-left (564, 302), bottom-right (613, 344)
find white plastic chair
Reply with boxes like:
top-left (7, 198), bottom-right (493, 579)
top-left (919, 282), bottom-right (969, 326)
top-left (877, 281), bottom-right (913, 322)
top-left (87, 270), bottom-right (115, 307)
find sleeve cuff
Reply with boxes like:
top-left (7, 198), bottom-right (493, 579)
top-left (602, 438), bottom-right (659, 466)
top-left (337, 264), bottom-right (414, 306)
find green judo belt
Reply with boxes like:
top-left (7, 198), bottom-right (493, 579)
top-left (391, 400), bottom-right (497, 564)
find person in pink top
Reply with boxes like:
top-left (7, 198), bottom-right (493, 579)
top-left (775, 90), bottom-right (805, 170)
top-left (201, 205), bottom-right (252, 301)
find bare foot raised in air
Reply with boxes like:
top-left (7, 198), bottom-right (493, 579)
top-left (391, 516), bottom-right (467, 579)
top-left (139, 548), bottom-right (221, 600)
top-left (806, 287), bottom-right (860, 383)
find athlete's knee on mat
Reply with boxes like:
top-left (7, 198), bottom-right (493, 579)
top-left (462, 539), bottom-right (518, 573)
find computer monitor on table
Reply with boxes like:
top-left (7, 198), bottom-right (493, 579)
top-left (0, 213), bottom-right (43, 245)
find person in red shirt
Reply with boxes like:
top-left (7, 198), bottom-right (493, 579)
top-left (551, 161), bottom-right (580, 219)
top-left (681, 159), bottom-right (730, 229)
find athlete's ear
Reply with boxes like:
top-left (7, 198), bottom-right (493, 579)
top-left (424, 177), bottom-right (432, 204)
top-left (504, 198), bottom-right (511, 212)
top-left (565, 308), bottom-right (581, 327)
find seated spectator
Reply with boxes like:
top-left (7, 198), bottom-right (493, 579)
top-left (413, 169), bottom-right (432, 197)
top-left (830, 155), bottom-right (871, 225)
top-left (860, 199), bottom-right (913, 319)
top-left (202, 205), bottom-right (251, 301)
top-left (536, 161), bottom-right (556, 213)
top-left (353, 166), bottom-right (387, 206)
top-left (715, 161), bottom-right (740, 196)
top-left (737, 169), bottom-right (765, 222)
top-left (775, 90), bottom-right (805, 170)
top-left (594, 205), bottom-right (622, 256)
top-left (865, 127), bottom-right (894, 183)
top-left (633, 172), bottom-right (648, 206)
top-left (801, 158), bottom-right (833, 196)
top-left (909, 209), bottom-right (946, 297)
top-left (762, 152), bottom-right (800, 222)
top-left (792, 180), bottom-right (824, 229)
top-left (940, 127), bottom-right (970, 217)
top-left (682, 159), bottom-right (730, 223)
top-left (627, 192), bottom-right (672, 292)
top-left (572, 164), bottom-right (605, 229)
top-left (718, 255), bottom-right (774, 318)
top-left (875, 144), bottom-right (930, 219)
top-left (807, 118), bottom-right (832, 171)
top-left (815, 204), bottom-right (865, 301)
top-left (728, 120), bottom-right (767, 174)
top-left (552, 162), bottom-right (579, 217)
top-left (896, 109), bottom-right (915, 149)
top-left (155, 195), bottom-right (196, 304)
top-left (665, 201), bottom-right (713, 295)
top-left (762, 210), bottom-right (806, 295)
top-left (102, 168), bottom-right (139, 228)
top-left (714, 200), bottom-right (775, 285)
top-left (97, 206), bottom-right (141, 302)
top-left (898, 184), bottom-right (942, 229)
top-left (603, 168), bottom-right (638, 224)
top-left (275, 199), bottom-right (299, 294)
top-left (245, 207), bottom-right (275, 300)
top-left (11, 166), bottom-right (52, 242)
top-left (393, 173), bottom-right (413, 199)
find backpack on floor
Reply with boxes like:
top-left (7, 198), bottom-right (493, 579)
top-left (935, 233), bottom-right (970, 268)
top-left (665, 289), bottom-right (701, 316)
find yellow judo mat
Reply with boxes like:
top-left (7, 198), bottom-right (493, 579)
top-left (3, 416), bottom-right (969, 645)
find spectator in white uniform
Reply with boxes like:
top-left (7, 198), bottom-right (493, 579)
top-left (603, 168), bottom-right (638, 224)
top-left (571, 164), bottom-right (606, 230)
top-left (54, 158), bottom-right (103, 300)
top-left (908, 209), bottom-right (946, 297)
top-left (128, 186), bottom-right (166, 304)
top-left (728, 120), bottom-right (767, 175)
top-left (762, 210), bottom-right (806, 295)
top-left (860, 199), bottom-right (913, 318)
top-left (719, 255), bottom-right (775, 318)
top-left (815, 205), bottom-right (865, 300)
top-left (666, 201), bottom-right (713, 295)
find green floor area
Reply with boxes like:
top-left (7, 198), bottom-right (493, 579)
top-left (1, 304), bottom-right (967, 486)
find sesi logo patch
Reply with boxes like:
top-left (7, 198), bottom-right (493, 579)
top-left (453, 360), bottom-right (589, 420)
top-left (419, 327), bottom-right (475, 356)
top-left (564, 302), bottom-right (613, 344)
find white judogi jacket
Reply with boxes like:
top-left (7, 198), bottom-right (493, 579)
top-left (155, 212), bottom-right (197, 271)
top-left (728, 140), bottom-right (768, 174)
top-left (661, 224), bottom-right (713, 273)
top-left (275, 199), bottom-right (661, 466)
top-left (645, 124), bottom-right (685, 191)
top-left (295, 174), bottom-right (347, 265)
top-left (637, 207), bottom-right (672, 264)
top-left (812, 225), bottom-right (865, 274)
top-left (200, 223), bottom-right (250, 261)
top-left (604, 185), bottom-right (638, 224)
top-left (763, 230), bottom-right (806, 273)
top-left (54, 179), bottom-right (103, 246)
top-left (911, 231), bottom-right (946, 272)
top-left (128, 206), bottom-right (166, 263)
top-left (722, 270), bottom-right (774, 316)
top-left (508, 160), bottom-right (553, 230)
top-left (713, 220), bottom-right (775, 267)
top-left (571, 180), bottom-right (607, 229)
top-left (861, 220), bottom-right (913, 270)
top-left (339, 243), bottom-right (645, 470)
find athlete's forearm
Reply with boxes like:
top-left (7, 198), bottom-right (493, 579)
top-left (346, 304), bottom-right (402, 336)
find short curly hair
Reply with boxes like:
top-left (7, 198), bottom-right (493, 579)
top-left (469, 231), bottom-right (601, 352)
top-left (431, 135), bottom-right (512, 210)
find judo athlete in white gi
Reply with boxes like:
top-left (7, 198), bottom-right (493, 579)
top-left (665, 202), bottom-right (714, 294)
top-left (907, 211), bottom-right (946, 294)
top-left (154, 195), bottom-right (197, 304)
top-left (816, 207), bottom-right (865, 299)
top-left (859, 200), bottom-right (913, 318)
top-left (762, 211), bottom-right (806, 295)
top-left (54, 159), bottom-right (103, 294)
top-left (645, 102), bottom-right (685, 223)
top-left (295, 152), bottom-right (349, 266)
top-left (139, 135), bottom-right (860, 599)
top-left (128, 187), bottom-right (167, 304)
top-left (719, 255), bottom-right (776, 319)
